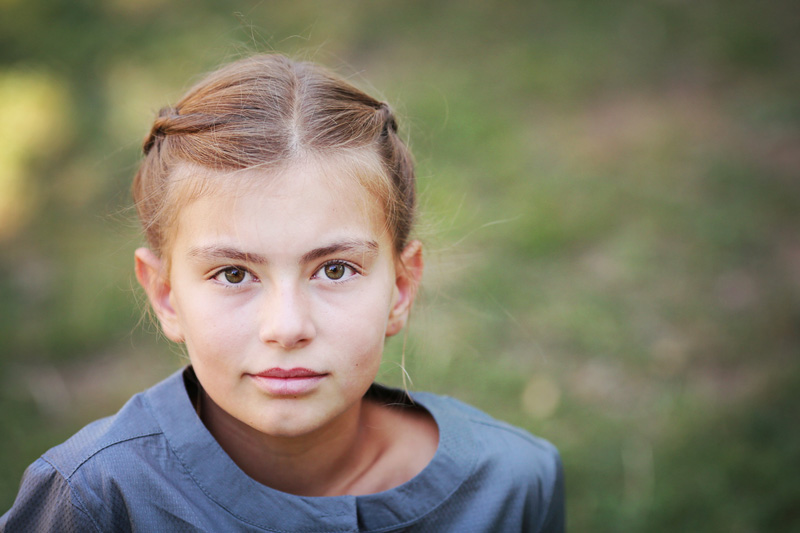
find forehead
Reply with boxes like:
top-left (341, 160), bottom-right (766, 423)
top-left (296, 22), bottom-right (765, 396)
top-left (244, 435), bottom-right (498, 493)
top-left (167, 154), bottom-right (390, 251)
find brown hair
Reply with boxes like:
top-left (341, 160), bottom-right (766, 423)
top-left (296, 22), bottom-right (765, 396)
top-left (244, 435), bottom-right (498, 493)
top-left (132, 54), bottom-right (415, 258)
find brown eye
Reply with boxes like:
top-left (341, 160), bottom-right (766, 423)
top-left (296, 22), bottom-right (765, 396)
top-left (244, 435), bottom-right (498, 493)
top-left (223, 267), bottom-right (246, 284)
top-left (324, 263), bottom-right (346, 280)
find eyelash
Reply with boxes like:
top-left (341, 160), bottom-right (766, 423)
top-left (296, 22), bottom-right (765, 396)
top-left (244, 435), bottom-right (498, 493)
top-left (314, 260), bottom-right (360, 284)
top-left (211, 266), bottom-right (256, 287)
top-left (210, 260), bottom-right (361, 287)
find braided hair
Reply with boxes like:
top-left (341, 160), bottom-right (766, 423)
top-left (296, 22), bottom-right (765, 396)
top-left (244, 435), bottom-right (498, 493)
top-left (133, 54), bottom-right (415, 259)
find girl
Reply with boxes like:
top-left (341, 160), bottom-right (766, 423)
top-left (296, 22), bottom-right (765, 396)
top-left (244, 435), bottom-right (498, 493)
top-left (1, 54), bottom-right (564, 532)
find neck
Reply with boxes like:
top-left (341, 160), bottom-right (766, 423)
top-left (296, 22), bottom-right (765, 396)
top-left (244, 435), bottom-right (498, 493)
top-left (199, 389), bottom-right (385, 496)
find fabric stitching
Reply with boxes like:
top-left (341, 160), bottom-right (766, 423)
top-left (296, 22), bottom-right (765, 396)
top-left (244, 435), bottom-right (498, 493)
top-left (58, 430), bottom-right (164, 479)
top-left (39, 457), bottom-right (103, 533)
top-left (142, 388), bottom-right (355, 533)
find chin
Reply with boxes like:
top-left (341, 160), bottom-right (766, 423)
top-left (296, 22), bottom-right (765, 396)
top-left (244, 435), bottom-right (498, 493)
top-left (247, 403), bottom-right (350, 439)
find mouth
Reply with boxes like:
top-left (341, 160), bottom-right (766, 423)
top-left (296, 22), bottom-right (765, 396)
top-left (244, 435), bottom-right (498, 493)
top-left (254, 367), bottom-right (325, 379)
top-left (248, 367), bottom-right (328, 396)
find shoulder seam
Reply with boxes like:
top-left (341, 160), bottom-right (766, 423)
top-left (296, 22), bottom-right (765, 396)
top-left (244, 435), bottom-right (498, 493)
top-left (39, 457), bottom-right (104, 533)
top-left (51, 430), bottom-right (164, 479)
top-left (470, 417), bottom-right (555, 449)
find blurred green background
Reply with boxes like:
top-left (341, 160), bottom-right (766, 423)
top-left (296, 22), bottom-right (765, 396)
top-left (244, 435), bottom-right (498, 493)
top-left (1, 1), bottom-right (798, 530)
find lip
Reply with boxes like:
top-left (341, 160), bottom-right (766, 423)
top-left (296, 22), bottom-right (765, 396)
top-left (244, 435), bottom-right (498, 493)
top-left (248, 367), bottom-right (327, 396)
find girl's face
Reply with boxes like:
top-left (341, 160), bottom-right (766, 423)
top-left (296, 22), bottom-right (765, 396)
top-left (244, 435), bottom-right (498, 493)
top-left (137, 157), bottom-right (421, 439)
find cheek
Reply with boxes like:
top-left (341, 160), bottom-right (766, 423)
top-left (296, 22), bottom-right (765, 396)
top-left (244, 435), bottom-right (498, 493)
top-left (173, 289), bottom-right (253, 356)
top-left (320, 281), bottom-right (393, 335)
top-left (328, 286), bottom-right (393, 367)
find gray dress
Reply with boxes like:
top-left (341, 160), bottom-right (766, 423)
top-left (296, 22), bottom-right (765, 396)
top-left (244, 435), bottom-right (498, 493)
top-left (1, 367), bottom-right (564, 532)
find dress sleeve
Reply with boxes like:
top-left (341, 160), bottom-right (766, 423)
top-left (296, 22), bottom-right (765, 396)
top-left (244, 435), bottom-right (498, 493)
top-left (537, 450), bottom-right (566, 533)
top-left (0, 458), bottom-right (100, 533)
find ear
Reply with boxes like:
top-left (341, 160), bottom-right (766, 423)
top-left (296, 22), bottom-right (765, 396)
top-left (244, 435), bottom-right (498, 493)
top-left (134, 247), bottom-right (184, 343)
top-left (386, 240), bottom-right (424, 337)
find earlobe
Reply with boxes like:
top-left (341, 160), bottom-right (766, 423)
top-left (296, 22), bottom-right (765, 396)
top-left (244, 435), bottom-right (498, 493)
top-left (134, 247), bottom-right (184, 343)
top-left (386, 240), bottom-right (424, 337)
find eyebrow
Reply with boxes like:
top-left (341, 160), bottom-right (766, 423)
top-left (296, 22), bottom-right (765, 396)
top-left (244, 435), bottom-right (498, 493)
top-left (187, 246), bottom-right (268, 265)
top-left (301, 239), bottom-right (379, 264)
top-left (186, 240), bottom-right (379, 265)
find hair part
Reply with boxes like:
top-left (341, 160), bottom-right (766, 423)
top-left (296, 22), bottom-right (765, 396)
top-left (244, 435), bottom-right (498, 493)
top-left (132, 54), bottom-right (416, 263)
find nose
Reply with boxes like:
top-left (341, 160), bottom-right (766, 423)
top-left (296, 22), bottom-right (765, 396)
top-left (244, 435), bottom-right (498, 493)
top-left (259, 281), bottom-right (316, 349)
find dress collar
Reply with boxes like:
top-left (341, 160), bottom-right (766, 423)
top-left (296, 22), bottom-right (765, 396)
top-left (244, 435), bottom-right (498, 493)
top-left (144, 367), bottom-right (476, 532)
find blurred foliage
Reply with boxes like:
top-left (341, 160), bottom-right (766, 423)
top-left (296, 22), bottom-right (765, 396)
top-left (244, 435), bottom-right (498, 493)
top-left (1, 0), bottom-right (798, 530)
